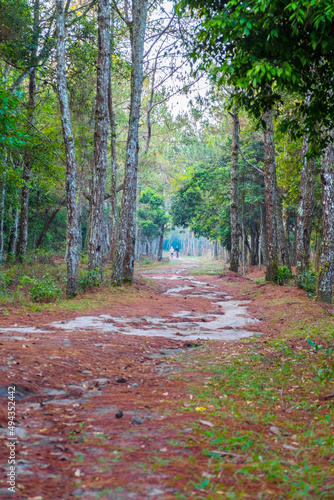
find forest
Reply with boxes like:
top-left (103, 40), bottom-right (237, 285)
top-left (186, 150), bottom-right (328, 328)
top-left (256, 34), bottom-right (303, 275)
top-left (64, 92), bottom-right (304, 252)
top-left (1, 0), bottom-right (334, 303)
top-left (1, 1), bottom-right (334, 499)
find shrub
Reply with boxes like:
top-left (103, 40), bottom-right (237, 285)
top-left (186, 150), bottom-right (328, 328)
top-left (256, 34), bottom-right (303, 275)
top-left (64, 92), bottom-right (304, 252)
top-left (0, 267), bottom-right (18, 298)
top-left (78, 269), bottom-right (102, 290)
top-left (297, 269), bottom-right (317, 295)
top-left (276, 265), bottom-right (293, 285)
top-left (20, 274), bottom-right (62, 302)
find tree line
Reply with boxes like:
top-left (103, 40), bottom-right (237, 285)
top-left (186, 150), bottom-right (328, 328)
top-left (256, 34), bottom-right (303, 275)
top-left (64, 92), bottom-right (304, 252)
top-left (2, 0), bottom-right (334, 303)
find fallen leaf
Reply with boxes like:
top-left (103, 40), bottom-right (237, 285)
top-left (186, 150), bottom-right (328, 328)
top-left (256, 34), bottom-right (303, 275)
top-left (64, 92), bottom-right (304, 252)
top-left (270, 425), bottom-right (280, 436)
top-left (199, 420), bottom-right (214, 427)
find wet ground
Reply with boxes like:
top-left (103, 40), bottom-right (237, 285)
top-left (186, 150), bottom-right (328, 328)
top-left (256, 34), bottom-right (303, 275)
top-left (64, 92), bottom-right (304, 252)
top-left (0, 260), bottom-right (261, 500)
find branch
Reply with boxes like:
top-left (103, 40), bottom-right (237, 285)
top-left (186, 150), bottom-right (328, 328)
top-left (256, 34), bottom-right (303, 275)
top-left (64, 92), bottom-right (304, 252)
top-left (237, 145), bottom-right (264, 177)
top-left (83, 183), bottom-right (124, 202)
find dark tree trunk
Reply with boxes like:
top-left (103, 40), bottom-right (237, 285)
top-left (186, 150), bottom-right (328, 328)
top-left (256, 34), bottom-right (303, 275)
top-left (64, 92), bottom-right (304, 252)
top-left (316, 131), bottom-right (334, 303)
top-left (112, 0), bottom-right (148, 285)
top-left (56, 0), bottom-right (80, 297)
top-left (250, 221), bottom-right (258, 266)
top-left (230, 109), bottom-right (239, 273)
top-left (36, 197), bottom-right (65, 249)
top-left (16, 0), bottom-right (39, 262)
top-left (276, 190), bottom-right (291, 267)
top-left (214, 240), bottom-right (218, 259)
top-left (109, 62), bottom-right (118, 264)
top-left (157, 224), bottom-right (164, 261)
top-left (296, 132), bottom-right (317, 278)
top-left (88, 0), bottom-right (110, 275)
top-left (7, 206), bottom-right (19, 257)
top-left (263, 106), bottom-right (279, 281)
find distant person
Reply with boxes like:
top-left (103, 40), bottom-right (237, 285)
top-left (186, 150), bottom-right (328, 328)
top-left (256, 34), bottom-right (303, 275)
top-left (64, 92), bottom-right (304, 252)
top-left (170, 246), bottom-right (174, 258)
top-left (175, 246), bottom-right (179, 258)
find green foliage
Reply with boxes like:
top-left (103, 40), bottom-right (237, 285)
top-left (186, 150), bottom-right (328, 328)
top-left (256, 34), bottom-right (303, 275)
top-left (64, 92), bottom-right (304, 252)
top-left (298, 269), bottom-right (318, 295)
top-left (20, 274), bottom-right (62, 302)
top-left (78, 269), bottom-right (102, 290)
top-left (137, 188), bottom-right (169, 245)
top-left (179, 0), bottom-right (334, 146)
top-left (0, 85), bottom-right (27, 152)
top-left (276, 265), bottom-right (293, 285)
top-left (0, 0), bottom-right (33, 67)
top-left (0, 268), bottom-right (16, 297)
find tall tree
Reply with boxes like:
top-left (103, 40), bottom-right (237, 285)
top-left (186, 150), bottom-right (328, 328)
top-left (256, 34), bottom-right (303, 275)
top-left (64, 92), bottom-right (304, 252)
top-left (56, 0), bottom-right (80, 297)
top-left (263, 105), bottom-right (279, 281)
top-left (16, 0), bottom-right (39, 261)
top-left (316, 131), bottom-right (334, 303)
top-left (229, 106), bottom-right (239, 272)
top-left (87, 0), bottom-right (110, 275)
top-left (296, 134), bottom-right (317, 279)
top-left (112, 0), bottom-right (149, 285)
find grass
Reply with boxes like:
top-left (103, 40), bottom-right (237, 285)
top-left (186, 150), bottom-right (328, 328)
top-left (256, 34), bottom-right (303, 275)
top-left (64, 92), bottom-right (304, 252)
top-left (174, 319), bottom-right (334, 498)
top-left (191, 261), bottom-right (226, 276)
top-left (0, 254), bottom-right (160, 314)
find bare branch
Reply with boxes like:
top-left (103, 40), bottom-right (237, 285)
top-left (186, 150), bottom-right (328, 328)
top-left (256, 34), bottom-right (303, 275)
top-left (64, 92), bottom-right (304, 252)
top-left (237, 145), bottom-right (264, 176)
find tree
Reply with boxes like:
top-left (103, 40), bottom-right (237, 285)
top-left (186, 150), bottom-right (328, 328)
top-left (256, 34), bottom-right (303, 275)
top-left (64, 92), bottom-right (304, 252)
top-left (56, 0), bottom-right (80, 297)
top-left (112, 0), bottom-right (149, 285)
top-left (137, 187), bottom-right (168, 256)
top-left (87, 0), bottom-right (110, 276)
top-left (230, 105), bottom-right (239, 272)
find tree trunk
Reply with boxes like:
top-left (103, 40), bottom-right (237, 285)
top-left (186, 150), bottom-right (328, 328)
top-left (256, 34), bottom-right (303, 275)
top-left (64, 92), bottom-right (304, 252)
top-left (316, 130), bottom-right (334, 303)
top-left (16, 0), bottom-right (39, 262)
top-left (109, 64), bottom-right (118, 264)
top-left (157, 224), bottom-right (164, 261)
top-left (276, 190), bottom-right (291, 267)
top-left (230, 109), bottom-right (239, 272)
top-left (296, 132), bottom-right (317, 278)
top-left (36, 197), bottom-right (65, 249)
top-left (88, 0), bottom-right (110, 275)
top-left (56, 0), bottom-right (80, 298)
top-left (258, 205), bottom-right (263, 269)
top-left (263, 106), bottom-right (279, 281)
top-left (0, 166), bottom-right (6, 263)
top-left (112, 0), bottom-right (148, 285)
top-left (214, 239), bottom-right (218, 259)
top-left (7, 206), bottom-right (19, 257)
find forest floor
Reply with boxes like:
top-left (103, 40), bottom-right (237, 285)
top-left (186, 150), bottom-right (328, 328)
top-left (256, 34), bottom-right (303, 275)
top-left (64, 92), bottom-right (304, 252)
top-left (0, 257), bottom-right (334, 500)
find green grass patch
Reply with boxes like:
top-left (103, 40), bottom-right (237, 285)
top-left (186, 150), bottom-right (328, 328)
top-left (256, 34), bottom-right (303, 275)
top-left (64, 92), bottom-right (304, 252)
top-left (176, 326), bottom-right (334, 498)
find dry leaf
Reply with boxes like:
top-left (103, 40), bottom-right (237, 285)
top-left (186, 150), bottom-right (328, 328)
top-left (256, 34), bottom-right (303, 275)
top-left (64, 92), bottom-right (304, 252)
top-left (199, 420), bottom-right (214, 427)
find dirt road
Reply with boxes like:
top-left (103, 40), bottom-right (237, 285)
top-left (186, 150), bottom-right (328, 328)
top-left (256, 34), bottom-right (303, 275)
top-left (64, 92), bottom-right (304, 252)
top-left (0, 260), bottom-right (260, 500)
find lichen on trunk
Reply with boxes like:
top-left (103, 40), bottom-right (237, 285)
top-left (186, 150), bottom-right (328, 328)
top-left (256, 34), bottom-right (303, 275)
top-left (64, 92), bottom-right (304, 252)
top-left (316, 129), bottom-right (334, 303)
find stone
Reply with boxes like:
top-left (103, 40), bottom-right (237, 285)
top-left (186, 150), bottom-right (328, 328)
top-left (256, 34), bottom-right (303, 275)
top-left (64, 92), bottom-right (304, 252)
top-left (132, 416), bottom-right (144, 425)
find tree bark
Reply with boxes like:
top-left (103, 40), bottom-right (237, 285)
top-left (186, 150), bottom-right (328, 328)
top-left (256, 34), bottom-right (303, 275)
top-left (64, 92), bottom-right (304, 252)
top-left (7, 206), bottom-right (19, 257)
top-left (263, 106), bottom-right (279, 281)
top-left (88, 0), bottom-right (110, 275)
top-left (36, 197), bottom-right (65, 249)
top-left (157, 224), bottom-right (164, 261)
top-left (56, 0), bottom-right (80, 297)
top-left (16, 0), bottom-right (40, 262)
top-left (112, 0), bottom-right (148, 285)
top-left (109, 23), bottom-right (118, 265)
top-left (0, 165), bottom-right (6, 263)
top-left (229, 109), bottom-right (239, 272)
top-left (316, 130), bottom-right (334, 303)
top-left (296, 132), bottom-right (317, 278)
top-left (276, 189), bottom-right (291, 267)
